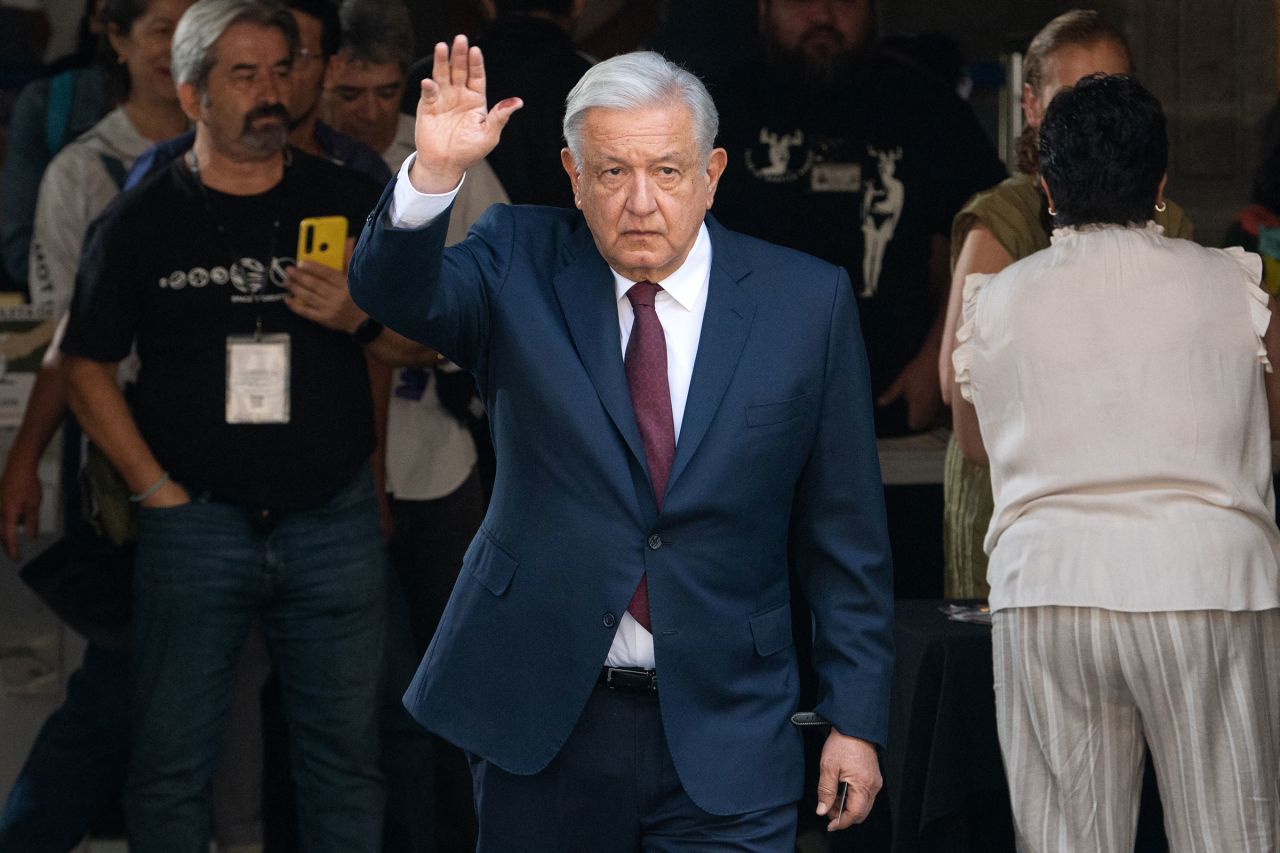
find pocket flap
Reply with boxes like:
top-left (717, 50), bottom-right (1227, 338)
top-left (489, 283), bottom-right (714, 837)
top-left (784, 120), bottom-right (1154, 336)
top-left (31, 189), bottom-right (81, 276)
top-left (466, 528), bottom-right (518, 596)
top-left (749, 601), bottom-right (793, 656)
top-left (746, 393), bottom-right (812, 427)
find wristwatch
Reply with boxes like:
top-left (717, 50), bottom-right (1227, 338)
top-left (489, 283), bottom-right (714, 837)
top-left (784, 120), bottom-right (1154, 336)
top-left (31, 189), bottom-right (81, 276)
top-left (351, 317), bottom-right (384, 345)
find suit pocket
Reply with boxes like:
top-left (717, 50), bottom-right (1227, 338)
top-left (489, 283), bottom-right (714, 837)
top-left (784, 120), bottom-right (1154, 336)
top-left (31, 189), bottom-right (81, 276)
top-left (749, 601), bottom-right (794, 657)
top-left (745, 393), bottom-right (812, 427)
top-left (466, 527), bottom-right (518, 596)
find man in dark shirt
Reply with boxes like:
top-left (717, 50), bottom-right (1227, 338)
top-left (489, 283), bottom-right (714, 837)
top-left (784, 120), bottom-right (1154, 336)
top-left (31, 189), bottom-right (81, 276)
top-left (127, 0), bottom-right (392, 188)
top-left (61, 2), bottom-right (401, 849)
top-left (713, 0), bottom-right (1006, 436)
top-left (474, 0), bottom-right (592, 207)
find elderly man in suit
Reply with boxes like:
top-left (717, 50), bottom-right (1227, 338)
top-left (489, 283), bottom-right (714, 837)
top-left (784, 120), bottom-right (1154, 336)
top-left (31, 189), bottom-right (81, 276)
top-left (349, 36), bottom-right (894, 850)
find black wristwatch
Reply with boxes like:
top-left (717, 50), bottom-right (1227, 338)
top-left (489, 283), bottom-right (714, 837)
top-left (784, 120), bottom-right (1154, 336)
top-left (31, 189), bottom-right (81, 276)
top-left (351, 317), bottom-right (384, 345)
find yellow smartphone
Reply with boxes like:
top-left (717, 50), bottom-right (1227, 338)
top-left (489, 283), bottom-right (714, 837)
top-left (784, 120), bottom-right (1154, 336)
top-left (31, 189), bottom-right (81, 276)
top-left (296, 215), bottom-right (348, 270)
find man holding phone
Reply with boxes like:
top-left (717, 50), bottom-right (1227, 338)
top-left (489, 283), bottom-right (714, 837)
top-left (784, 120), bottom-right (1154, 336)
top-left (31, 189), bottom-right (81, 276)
top-left (59, 1), bottom-right (400, 849)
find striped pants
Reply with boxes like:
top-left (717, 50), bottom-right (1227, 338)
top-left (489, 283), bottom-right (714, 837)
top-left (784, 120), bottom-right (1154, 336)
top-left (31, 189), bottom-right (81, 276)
top-left (993, 607), bottom-right (1280, 853)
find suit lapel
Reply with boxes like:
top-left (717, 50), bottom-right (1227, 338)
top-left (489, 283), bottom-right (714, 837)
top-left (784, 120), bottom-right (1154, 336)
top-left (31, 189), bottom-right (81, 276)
top-left (667, 220), bottom-right (756, 493)
top-left (552, 226), bottom-right (649, 475)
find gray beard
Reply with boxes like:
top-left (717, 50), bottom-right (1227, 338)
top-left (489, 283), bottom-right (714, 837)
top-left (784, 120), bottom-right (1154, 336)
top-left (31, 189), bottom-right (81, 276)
top-left (241, 122), bottom-right (289, 155)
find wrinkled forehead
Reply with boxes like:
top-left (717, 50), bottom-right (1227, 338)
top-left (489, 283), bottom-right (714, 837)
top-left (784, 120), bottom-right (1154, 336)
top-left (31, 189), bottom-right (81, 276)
top-left (211, 21), bottom-right (292, 72)
top-left (578, 103), bottom-right (699, 158)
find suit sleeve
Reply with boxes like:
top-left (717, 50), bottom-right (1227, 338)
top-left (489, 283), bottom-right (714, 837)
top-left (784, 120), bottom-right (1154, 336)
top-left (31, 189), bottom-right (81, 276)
top-left (348, 178), bottom-right (516, 374)
top-left (793, 267), bottom-right (895, 747)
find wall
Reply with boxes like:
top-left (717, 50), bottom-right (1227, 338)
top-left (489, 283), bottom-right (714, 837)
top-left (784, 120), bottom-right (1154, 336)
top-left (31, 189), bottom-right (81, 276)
top-left (880, 0), bottom-right (1277, 243)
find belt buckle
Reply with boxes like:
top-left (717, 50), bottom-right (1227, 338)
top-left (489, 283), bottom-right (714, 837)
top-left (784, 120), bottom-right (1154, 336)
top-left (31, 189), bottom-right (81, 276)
top-left (604, 666), bottom-right (656, 693)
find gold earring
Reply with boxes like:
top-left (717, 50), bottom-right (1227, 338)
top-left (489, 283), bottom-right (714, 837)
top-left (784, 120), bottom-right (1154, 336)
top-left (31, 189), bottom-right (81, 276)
top-left (1047, 204), bottom-right (1057, 217)
top-left (1154, 200), bottom-right (1167, 213)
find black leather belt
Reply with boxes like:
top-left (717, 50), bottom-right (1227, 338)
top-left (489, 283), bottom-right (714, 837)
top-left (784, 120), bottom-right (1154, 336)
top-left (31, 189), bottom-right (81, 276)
top-left (598, 666), bottom-right (657, 694)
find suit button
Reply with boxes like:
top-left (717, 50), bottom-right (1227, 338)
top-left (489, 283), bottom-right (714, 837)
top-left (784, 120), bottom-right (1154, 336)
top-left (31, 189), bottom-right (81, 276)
top-left (647, 533), bottom-right (663, 550)
top-left (602, 612), bottom-right (616, 628)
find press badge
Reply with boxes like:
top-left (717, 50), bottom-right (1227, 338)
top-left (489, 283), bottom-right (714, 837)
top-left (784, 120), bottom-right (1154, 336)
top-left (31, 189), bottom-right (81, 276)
top-left (226, 334), bottom-right (290, 423)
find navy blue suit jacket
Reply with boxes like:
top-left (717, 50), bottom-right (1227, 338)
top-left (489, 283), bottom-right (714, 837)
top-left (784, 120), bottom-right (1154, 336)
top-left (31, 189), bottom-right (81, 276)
top-left (350, 185), bottom-right (894, 816)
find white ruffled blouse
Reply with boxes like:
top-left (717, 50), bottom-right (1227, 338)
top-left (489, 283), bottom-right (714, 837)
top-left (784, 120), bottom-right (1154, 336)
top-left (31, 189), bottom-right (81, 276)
top-left (954, 222), bottom-right (1280, 613)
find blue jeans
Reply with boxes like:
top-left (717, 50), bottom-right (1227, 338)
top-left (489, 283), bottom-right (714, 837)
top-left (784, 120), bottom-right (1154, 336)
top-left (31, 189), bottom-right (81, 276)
top-left (125, 467), bottom-right (387, 853)
top-left (0, 642), bottom-right (129, 852)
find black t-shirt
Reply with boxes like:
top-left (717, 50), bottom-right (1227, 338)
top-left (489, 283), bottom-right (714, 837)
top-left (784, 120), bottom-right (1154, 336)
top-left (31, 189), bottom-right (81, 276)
top-left (62, 150), bottom-right (382, 510)
top-left (712, 53), bottom-right (1007, 425)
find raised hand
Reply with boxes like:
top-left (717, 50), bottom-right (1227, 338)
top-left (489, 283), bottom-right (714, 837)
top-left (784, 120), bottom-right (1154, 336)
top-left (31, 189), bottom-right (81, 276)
top-left (409, 34), bottom-right (522, 194)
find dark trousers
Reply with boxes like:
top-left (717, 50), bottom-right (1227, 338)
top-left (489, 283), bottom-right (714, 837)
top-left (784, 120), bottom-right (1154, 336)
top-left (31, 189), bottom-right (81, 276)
top-left (127, 469), bottom-right (386, 853)
top-left (389, 472), bottom-right (486, 852)
top-left (468, 686), bottom-right (797, 852)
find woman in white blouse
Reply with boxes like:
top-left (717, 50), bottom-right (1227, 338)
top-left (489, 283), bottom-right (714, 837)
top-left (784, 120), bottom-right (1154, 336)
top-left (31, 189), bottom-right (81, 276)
top-left (952, 73), bottom-right (1280, 853)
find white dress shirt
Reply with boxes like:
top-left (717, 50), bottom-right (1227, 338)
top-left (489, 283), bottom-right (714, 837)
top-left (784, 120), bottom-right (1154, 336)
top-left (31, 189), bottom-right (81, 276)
top-left (389, 155), bottom-right (712, 668)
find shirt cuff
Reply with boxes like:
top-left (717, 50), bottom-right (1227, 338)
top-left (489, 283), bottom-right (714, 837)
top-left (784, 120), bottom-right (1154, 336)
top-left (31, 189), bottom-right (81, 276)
top-left (388, 153), bottom-right (465, 229)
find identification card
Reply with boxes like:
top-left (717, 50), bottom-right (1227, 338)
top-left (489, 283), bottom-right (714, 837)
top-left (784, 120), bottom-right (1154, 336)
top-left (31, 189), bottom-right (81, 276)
top-left (226, 334), bottom-right (290, 423)
top-left (810, 162), bottom-right (861, 193)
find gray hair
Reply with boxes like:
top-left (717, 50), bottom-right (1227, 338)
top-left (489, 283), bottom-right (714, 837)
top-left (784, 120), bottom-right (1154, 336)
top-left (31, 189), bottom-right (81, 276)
top-left (562, 51), bottom-right (718, 170)
top-left (172, 0), bottom-right (299, 90)
top-left (338, 0), bottom-right (414, 73)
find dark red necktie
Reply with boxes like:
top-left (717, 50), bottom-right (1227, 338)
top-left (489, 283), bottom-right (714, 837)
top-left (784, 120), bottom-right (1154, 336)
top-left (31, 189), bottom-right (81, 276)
top-left (623, 281), bottom-right (675, 632)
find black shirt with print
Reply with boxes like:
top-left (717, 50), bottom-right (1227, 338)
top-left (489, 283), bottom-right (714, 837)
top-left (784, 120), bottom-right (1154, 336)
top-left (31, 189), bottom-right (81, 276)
top-left (63, 150), bottom-right (382, 510)
top-left (712, 52), bottom-right (1007, 430)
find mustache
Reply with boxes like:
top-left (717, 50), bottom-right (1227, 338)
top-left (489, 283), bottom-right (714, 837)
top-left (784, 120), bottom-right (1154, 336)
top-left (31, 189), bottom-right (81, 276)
top-left (243, 103), bottom-right (290, 128)
top-left (799, 25), bottom-right (848, 46)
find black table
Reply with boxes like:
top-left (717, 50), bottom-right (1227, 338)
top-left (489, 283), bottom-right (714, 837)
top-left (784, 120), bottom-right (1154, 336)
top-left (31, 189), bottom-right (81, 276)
top-left (884, 600), bottom-right (1013, 853)
top-left (880, 600), bottom-right (1169, 853)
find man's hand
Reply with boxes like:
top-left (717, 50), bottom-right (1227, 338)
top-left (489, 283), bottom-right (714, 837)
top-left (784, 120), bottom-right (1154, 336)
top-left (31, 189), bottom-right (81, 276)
top-left (286, 260), bottom-right (365, 334)
top-left (877, 346), bottom-right (942, 431)
top-left (409, 34), bottom-right (522, 194)
top-left (0, 456), bottom-right (41, 561)
top-left (815, 729), bottom-right (882, 832)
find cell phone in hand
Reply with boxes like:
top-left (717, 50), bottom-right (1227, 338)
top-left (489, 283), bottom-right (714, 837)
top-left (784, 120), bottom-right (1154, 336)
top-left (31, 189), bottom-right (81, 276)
top-left (296, 216), bottom-right (348, 270)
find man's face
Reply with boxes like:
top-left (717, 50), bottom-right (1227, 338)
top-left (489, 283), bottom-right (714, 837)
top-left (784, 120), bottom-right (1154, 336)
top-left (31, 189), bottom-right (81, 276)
top-left (323, 56), bottom-right (404, 154)
top-left (758, 0), bottom-right (873, 85)
top-left (287, 9), bottom-right (326, 126)
top-left (561, 103), bottom-right (727, 284)
top-left (180, 22), bottom-right (293, 161)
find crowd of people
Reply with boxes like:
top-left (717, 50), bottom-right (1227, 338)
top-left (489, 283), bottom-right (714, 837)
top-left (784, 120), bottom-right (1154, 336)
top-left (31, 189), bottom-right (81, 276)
top-left (0, 0), bottom-right (1276, 851)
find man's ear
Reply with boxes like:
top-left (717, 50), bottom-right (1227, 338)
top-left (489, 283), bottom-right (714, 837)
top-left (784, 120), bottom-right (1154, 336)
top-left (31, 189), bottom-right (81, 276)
top-left (561, 148), bottom-right (582, 208)
top-left (705, 147), bottom-right (728, 209)
top-left (177, 82), bottom-right (203, 123)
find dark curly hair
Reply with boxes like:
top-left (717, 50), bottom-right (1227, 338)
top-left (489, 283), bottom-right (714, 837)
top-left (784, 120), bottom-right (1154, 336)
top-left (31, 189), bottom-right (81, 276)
top-left (1038, 73), bottom-right (1167, 227)
top-left (1015, 9), bottom-right (1131, 175)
